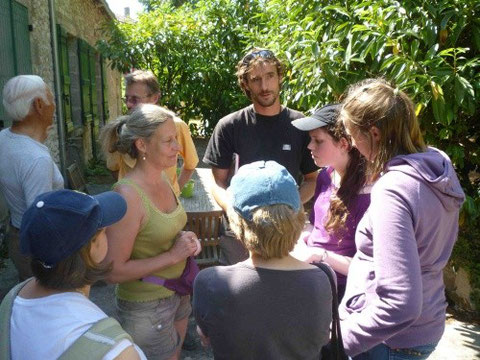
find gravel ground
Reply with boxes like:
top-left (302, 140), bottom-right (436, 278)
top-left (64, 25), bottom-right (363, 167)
top-left (88, 282), bottom-right (213, 359)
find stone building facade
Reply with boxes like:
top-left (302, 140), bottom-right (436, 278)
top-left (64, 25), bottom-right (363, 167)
top-left (0, 0), bottom-right (122, 172)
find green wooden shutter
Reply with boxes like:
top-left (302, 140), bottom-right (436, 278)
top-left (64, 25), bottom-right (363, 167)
top-left (100, 57), bottom-right (109, 124)
top-left (89, 48), bottom-right (99, 147)
top-left (0, 0), bottom-right (15, 126)
top-left (0, 0), bottom-right (31, 127)
top-left (11, 1), bottom-right (31, 74)
top-left (57, 25), bottom-right (74, 134)
top-left (78, 39), bottom-right (92, 126)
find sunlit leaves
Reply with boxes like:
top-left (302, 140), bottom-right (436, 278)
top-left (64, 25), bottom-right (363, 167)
top-left (99, 0), bottom-right (479, 196)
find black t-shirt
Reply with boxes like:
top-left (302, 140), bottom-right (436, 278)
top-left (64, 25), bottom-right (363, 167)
top-left (203, 105), bottom-right (318, 183)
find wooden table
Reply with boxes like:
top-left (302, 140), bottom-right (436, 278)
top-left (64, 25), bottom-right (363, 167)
top-left (179, 168), bottom-right (223, 265)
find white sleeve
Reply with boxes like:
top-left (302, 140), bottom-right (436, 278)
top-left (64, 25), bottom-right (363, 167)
top-left (102, 339), bottom-right (147, 360)
top-left (21, 156), bottom-right (57, 207)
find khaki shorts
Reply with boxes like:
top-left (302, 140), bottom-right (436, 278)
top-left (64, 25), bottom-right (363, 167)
top-left (117, 294), bottom-right (191, 360)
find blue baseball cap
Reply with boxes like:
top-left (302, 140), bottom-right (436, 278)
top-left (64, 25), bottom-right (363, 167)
top-left (291, 104), bottom-right (341, 131)
top-left (20, 190), bottom-right (127, 267)
top-left (228, 161), bottom-right (301, 221)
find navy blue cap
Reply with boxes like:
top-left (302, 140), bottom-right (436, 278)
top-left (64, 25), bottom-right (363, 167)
top-left (20, 190), bottom-right (127, 267)
top-left (291, 104), bottom-right (341, 131)
top-left (228, 161), bottom-right (301, 221)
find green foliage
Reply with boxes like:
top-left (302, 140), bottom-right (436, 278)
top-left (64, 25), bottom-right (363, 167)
top-left (85, 158), bottom-right (110, 176)
top-left (98, 1), bottom-right (480, 303)
top-left (98, 0), bottom-right (263, 135)
top-left (250, 0), bottom-right (479, 190)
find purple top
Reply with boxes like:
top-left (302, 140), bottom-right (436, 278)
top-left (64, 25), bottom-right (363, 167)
top-left (339, 148), bottom-right (465, 356)
top-left (306, 167), bottom-right (371, 285)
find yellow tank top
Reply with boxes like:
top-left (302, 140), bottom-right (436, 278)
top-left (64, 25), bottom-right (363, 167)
top-left (114, 178), bottom-right (187, 302)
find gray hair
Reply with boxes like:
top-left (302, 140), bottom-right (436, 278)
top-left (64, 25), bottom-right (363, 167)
top-left (2, 75), bottom-right (50, 122)
top-left (100, 104), bottom-right (174, 159)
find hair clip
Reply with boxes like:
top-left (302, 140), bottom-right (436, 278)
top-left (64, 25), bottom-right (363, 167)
top-left (116, 122), bottom-right (125, 135)
top-left (393, 87), bottom-right (400, 96)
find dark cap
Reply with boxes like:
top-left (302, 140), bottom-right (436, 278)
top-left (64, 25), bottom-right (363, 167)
top-left (20, 190), bottom-right (127, 267)
top-left (291, 104), bottom-right (341, 131)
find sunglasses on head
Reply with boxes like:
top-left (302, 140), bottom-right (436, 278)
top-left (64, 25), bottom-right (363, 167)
top-left (242, 49), bottom-right (275, 66)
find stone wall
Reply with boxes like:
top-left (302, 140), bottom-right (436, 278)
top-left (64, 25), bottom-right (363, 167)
top-left (55, 0), bottom-right (122, 121)
top-left (11, 0), bottom-right (121, 166)
top-left (444, 264), bottom-right (477, 312)
top-left (15, 0), bottom-right (61, 162)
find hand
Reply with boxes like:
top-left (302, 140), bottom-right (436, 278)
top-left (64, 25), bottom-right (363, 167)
top-left (304, 251), bottom-right (326, 264)
top-left (182, 230), bottom-right (202, 256)
top-left (299, 229), bottom-right (312, 244)
top-left (196, 325), bottom-right (210, 348)
top-left (169, 231), bottom-right (199, 262)
top-left (291, 244), bottom-right (326, 264)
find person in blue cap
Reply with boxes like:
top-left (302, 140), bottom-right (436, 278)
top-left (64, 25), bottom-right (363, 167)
top-left (193, 160), bottom-right (332, 360)
top-left (0, 189), bottom-right (147, 360)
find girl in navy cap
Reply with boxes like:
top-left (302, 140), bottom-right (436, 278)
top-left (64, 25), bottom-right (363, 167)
top-left (291, 104), bottom-right (371, 301)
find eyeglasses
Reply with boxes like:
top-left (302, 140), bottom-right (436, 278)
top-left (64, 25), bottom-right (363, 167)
top-left (122, 95), bottom-right (152, 104)
top-left (241, 49), bottom-right (275, 66)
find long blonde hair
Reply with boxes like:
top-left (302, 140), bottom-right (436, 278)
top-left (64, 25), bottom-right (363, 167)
top-left (340, 79), bottom-right (426, 179)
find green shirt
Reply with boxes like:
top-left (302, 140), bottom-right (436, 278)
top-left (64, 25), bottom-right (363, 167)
top-left (114, 178), bottom-right (187, 302)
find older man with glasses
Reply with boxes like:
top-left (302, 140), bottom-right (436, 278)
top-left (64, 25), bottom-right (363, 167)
top-left (203, 48), bottom-right (318, 265)
top-left (104, 70), bottom-right (198, 196)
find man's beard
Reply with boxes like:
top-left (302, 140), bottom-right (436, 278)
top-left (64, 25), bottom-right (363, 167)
top-left (252, 90), bottom-right (279, 107)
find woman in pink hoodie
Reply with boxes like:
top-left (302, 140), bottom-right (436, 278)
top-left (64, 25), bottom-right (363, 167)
top-left (338, 79), bottom-right (465, 360)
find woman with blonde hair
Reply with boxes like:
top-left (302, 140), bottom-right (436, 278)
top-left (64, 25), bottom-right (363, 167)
top-left (100, 104), bottom-right (201, 360)
top-left (193, 161), bottom-right (332, 360)
top-left (338, 79), bottom-right (465, 359)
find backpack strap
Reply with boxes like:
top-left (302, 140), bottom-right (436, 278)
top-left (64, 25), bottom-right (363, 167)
top-left (315, 262), bottom-right (349, 360)
top-left (0, 279), bottom-right (32, 360)
top-left (59, 317), bottom-right (133, 360)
